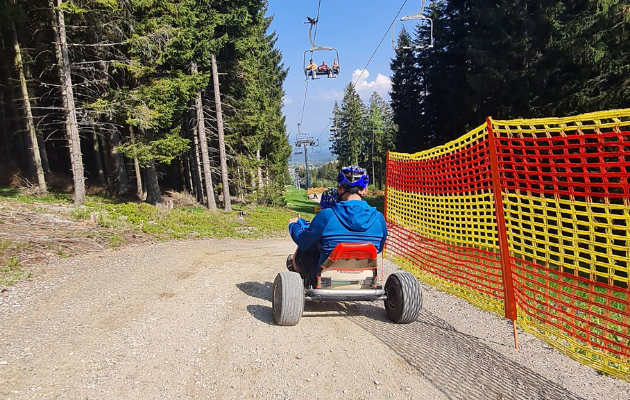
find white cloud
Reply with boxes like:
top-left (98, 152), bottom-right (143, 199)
top-left (315, 89), bottom-right (344, 102)
top-left (351, 69), bottom-right (391, 99)
top-left (283, 96), bottom-right (293, 105)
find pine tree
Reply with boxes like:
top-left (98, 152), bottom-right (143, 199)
top-left (332, 83), bottom-right (366, 166)
top-left (390, 28), bottom-right (427, 152)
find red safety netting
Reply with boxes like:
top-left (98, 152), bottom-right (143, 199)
top-left (495, 131), bottom-right (630, 199)
top-left (387, 139), bottom-right (492, 194)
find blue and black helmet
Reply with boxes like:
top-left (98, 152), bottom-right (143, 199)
top-left (336, 165), bottom-right (369, 189)
top-left (319, 187), bottom-right (339, 209)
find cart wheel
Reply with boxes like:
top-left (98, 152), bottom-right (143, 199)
top-left (384, 272), bottom-right (423, 324)
top-left (272, 271), bottom-right (304, 326)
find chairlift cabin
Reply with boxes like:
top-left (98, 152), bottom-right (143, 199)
top-left (303, 17), bottom-right (340, 80)
top-left (392, 0), bottom-right (434, 51)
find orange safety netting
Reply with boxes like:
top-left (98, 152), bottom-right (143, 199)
top-left (385, 109), bottom-right (630, 380)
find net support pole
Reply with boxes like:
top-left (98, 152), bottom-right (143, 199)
top-left (383, 151), bottom-right (390, 254)
top-left (486, 117), bottom-right (519, 349)
top-left (384, 151), bottom-right (390, 219)
top-left (381, 151), bottom-right (390, 285)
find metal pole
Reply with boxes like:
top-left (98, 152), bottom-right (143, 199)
top-left (371, 125), bottom-right (375, 188)
top-left (304, 143), bottom-right (311, 189)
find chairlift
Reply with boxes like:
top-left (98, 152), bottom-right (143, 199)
top-left (311, 140), bottom-right (321, 153)
top-left (296, 123), bottom-right (314, 145)
top-left (303, 17), bottom-right (340, 80)
top-left (392, 0), bottom-right (434, 51)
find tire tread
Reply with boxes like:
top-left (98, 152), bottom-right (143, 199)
top-left (273, 271), bottom-right (304, 326)
top-left (385, 272), bottom-right (423, 324)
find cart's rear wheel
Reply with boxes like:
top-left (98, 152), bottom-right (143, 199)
top-left (384, 272), bottom-right (423, 324)
top-left (272, 271), bottom-right (304, 326)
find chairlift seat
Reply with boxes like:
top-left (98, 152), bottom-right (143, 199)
top-left (305, 68), bottom-right (337, 78)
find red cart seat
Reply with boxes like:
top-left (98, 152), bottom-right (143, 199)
top-left (317, 243), bottom-right (378, 289)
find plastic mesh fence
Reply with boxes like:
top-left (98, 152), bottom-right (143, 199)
top-left (385, 109), bottom-right (630, 380)
top-left (386, 124), bottom-right (506, 315)
top-left (492, 110), bottom-right (630, 379)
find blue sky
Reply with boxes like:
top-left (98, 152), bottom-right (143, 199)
top-left (266, 0), bottom-right (420, 164)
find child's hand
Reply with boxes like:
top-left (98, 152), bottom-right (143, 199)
top-left (289, 217), bottom-right (299, 224)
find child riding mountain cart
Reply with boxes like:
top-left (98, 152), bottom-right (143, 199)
top-left (273, 166), bottom-right (423, 326)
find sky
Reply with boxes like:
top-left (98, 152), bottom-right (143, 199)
top-left (266, 0), bottom-right (421, 164)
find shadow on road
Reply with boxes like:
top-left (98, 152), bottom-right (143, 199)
top-left (246, 304), bottom-right (275, 325)
top-left (350, 303), bottom-right (586, 400)
top-left (237, 281), bottom-right (273, 301)
top-left (238, 281), bottom-right (392, 325)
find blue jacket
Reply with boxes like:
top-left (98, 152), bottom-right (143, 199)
top-left (289, 200), bottom-right (388, 271)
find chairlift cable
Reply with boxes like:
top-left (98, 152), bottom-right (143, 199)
top-left (298, 0), bottom-right (322, 128)
top-left (313, 0), bottom-right (409, 143)
top-left (313, 0), bottom-right (322, 43)
top-left (298, 80), bottom-right (309, 126)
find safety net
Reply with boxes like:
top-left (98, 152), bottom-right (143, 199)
top-left (385, 109), bottom-right (630, 380)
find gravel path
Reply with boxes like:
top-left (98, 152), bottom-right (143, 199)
top-left (1, 238), bottom-right (628, 399)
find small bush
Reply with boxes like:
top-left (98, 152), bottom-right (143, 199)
top-left (254, 182), bottom-right (286, 206)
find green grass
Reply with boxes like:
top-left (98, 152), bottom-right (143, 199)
top-left (0, 185), bottom-right (384, 287)
top-left (0, 187), bottom-right (72, 204)
top-left (74, 198), bottom-right (299, 241)
top-left (364, 193), bottom-right (384, 213)
top-left (1, 256), bottom-right (29, 285)
top-left (108, 233), bottom-right (125, 248)
top-left (284, 186), bottom-right (317, 221)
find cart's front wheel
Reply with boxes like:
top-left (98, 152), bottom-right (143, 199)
top-left (384, 272), bottom-right (423, 324)
top-left (272, 271), bottom-right (304, 326)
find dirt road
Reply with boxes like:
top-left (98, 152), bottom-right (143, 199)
top-left (1, 239), bottom-right (628, 399)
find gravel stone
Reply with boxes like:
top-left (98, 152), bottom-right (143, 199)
top-left (0, 238), bottom-right (627, 399)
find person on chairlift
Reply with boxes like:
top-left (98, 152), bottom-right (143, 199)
top-left (318, 60), bottom-right (329, 74)
top-left (286, 166), bottom-right (388, 286)
top-left (330, 59), bottom-right (340, 78)
top-left (306, 59), bottom-right (317, 80)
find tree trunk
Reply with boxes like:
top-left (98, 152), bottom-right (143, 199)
top-left (181, 109), bottom-right (195, 196)
top-left (144, 160), bottom-right (162, 205)
top-left (0, 92), bottom-right (10, 163)
top-left (110, 130), bottom-right (129, 194)
top-left (256, 148), bottom-right (263, 189)
top-left (191, 62), bottom-right (216, 211)
top-left (24, 62), bottom-right (50, 175)
top-left (11, 23), bottom-right (47, 194)
top-left (91, 128), bottom-right (106, 184)
top-left (181, 152), bottom-right (192, 194)
top-left (53, 0), bottom-right (84, 205)
top-left (211, 55), bottom-right (231, 211)
top-left (187, 106), bottom-right (204, 203)
top-left (0, 33), bottom-right (22, 169)
top-left (129, 125), bottom-right (143, 198)
top-left (36, 132), bottom-right (50, 174)
top-left (98, 132), bottom-right (112, 185)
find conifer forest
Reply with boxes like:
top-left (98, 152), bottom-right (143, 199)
top-left (389, 0), bottom-right (630, 153)
top-left (0, 0), bottom-right (290, 207)
top-left (1, 0), bottom-right (629, 204)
